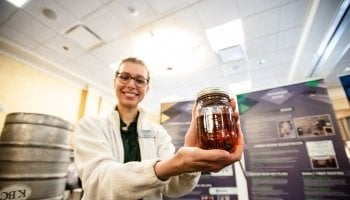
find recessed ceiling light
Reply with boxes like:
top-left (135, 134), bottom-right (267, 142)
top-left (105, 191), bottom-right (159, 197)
top-left (5, 0), bottom-right (29, 7)
top-left (62, 46), bottom-right (70, 51)
top-left (42, 8), bottom-right (58, 20)
top-left (206, 19), bottom-right (245, 52)
top-left (134, 27), bottom-right (200, 73)
top-left (65, 25), bottom-right (102, 50)
top-left (128, 6), bottom-right (138, 16)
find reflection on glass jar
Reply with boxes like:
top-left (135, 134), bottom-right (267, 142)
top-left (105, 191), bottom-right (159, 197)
top-left (196, 87), bottom-right (238, 152)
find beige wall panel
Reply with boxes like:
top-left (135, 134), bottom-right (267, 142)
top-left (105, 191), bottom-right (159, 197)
top-left (99, 95), bottom-right (116, 116)
top-left (0, 54), bottom-right (82, 132)
top-left (84, 86), bottom-right (102, 117)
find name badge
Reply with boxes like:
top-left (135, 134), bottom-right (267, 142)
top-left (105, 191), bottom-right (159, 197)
top-left (140, 129), bottom-right (155, 138)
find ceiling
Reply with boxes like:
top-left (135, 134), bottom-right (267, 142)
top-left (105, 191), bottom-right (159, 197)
top-left (0, 0), bottom-right (349, 120)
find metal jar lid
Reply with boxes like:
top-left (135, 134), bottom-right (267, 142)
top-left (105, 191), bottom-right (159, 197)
top-left (196, 87), bottom-right (229, 102)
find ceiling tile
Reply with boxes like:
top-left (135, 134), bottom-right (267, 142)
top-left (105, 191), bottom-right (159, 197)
top-left (0, 24), bottom-right (40, 49)
top-left (109, 32), bottom-right (139, 56)
top-left (256, 47), bottom-right (295, 68)
top-left (238, 0), bottom-right (281, 18)
top-left (56, 0), bottom-right (103, 19)
top-left (195, 0), bottom-right (239, 29)
top-left (278, 27), bottom-right (302, 49)
top-left (280, 0), bottom-right (309, 30)
top-left (106, 0), bottom-right (157, 30)
top-left (0, 0), bottom-right (17, 25)
top-left (245, 34), bottom-right (278, 58)
top-left (225, 71), bottom-right (251, 84)
top-left (5, 10), bottom-right (56, 43)
top-left (160, 6), bottom-right (204, 33)
top-left (45, 34), bottom-right (85, 59)
top-left (82, 6), bottom-right (126, 42)
top-left (221, 60), bottom-right (248, 76)
top-left (90, 43), bottom-right (125, 65)
top-left (33, 44), bottom-right (70, 64)
top-left (23, 0), bottom-right (77, 32)
top-left (73, 53), bottom-right (107, 75)
top-left (185, 40), bottom-right (221, 69)
top-left (242, 7), bottom-right (280, 41)
top-left (146, 0), bottom-right (189, 17)
top-left (250, 64), bottom-right (289, 82)
top-left (204, 76), bottom-right (231, 88)
top-left (109, 21), bottom-right (164, 56)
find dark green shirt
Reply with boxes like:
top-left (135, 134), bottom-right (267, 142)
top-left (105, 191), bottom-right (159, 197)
top-left (120, 119), bottom-right (141, 163)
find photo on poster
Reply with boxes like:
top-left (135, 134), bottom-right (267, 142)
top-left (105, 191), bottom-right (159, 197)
top-left (306, 140), bottom-right (339, 169)
top-left (276, 120), bottom-right (296, 139)
top-left (293, 114), bottom-right (335, 138)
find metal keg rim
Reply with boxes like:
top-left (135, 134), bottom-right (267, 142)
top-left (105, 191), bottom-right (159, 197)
top-left (0, 173), bottom-right (68, 179)
top-left (4, 112), bottom-right (74, 131)
top-left (0, 141), bottom-right (73, 151)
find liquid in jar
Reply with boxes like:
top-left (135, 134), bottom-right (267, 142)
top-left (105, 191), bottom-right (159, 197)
top-left (196, 87), bottom-right (238, 152)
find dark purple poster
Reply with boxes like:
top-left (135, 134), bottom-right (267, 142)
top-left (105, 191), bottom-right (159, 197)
top-left (237, 79), bottom-right (350, 200)
top-left (161, 101), bottom-right (238, 200)
top-left (339, 73), bottom-right (350, 104)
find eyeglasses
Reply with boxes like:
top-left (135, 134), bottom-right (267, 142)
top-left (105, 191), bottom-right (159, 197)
top-left (116, 72), bottom-right (149, 87)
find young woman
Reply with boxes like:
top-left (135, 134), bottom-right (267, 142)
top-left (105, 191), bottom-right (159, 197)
top-left (74, 57), bottom-right (244, 200)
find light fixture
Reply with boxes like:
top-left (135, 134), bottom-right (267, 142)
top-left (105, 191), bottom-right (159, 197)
top-left (65, 25), bottom-right (102, 50)
top-left (42, 8), bottom-right (58, 20)
top-left (6, 0), bottom-right (29, 7)
top-left (205, 19), bottom-right (245, 52)
top-left (217, 45), bottom-right (245, 62)
top-left (134, 27), bottom-right (200, 73)
top-left (128, 6), bottom-right (138, 16)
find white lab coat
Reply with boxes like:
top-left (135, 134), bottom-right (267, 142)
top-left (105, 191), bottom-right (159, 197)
top-left (74, 108), bottom-right (200, 200)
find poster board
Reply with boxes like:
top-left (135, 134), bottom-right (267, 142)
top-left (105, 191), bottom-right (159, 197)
top-left (339, 73), bottom-right (350, 105)
top-left (237, 79), bottom-right (350, 200)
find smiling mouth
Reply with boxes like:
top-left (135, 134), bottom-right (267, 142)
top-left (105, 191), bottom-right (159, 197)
top-left (123, 92), bottom-right (138, 97)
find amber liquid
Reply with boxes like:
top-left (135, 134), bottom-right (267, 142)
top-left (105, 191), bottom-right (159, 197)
top-left (197, 113), bottom-right (237, 152)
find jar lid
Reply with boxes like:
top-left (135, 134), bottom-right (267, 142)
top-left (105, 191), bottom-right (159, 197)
top-left (196, 87), bottom-right (229, 100)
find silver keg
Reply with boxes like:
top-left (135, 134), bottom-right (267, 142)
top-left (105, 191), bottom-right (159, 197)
top-left (0, 112), bottom-right (74, 200)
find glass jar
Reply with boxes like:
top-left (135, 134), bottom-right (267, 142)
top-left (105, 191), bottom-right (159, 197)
top-left (195, 87), bottom-right (238, 152)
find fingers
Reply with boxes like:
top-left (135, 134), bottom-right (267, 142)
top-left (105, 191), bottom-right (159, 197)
top-left (229, 98), bottom-right (237, 111)
top-left (231, 131), bottom-right (244, 161)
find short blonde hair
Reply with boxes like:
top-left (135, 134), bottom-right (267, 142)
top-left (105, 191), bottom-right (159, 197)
top-left (115, 57), bottom-right (150, 80)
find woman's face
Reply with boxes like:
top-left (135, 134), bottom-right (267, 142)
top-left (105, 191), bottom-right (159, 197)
top-left (114, 61), bottom-right (149, 109)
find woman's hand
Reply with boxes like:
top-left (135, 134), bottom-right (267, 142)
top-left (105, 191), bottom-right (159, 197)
top-left (179, 129), bottom-right (244, 173)
top-left (155, 98), bottom-right (244, 180)
top-left (155, 123), bottom-right (244, 180)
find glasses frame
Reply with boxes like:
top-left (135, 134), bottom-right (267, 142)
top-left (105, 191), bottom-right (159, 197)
top-left (116, 72), bottom-right (149, 88)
